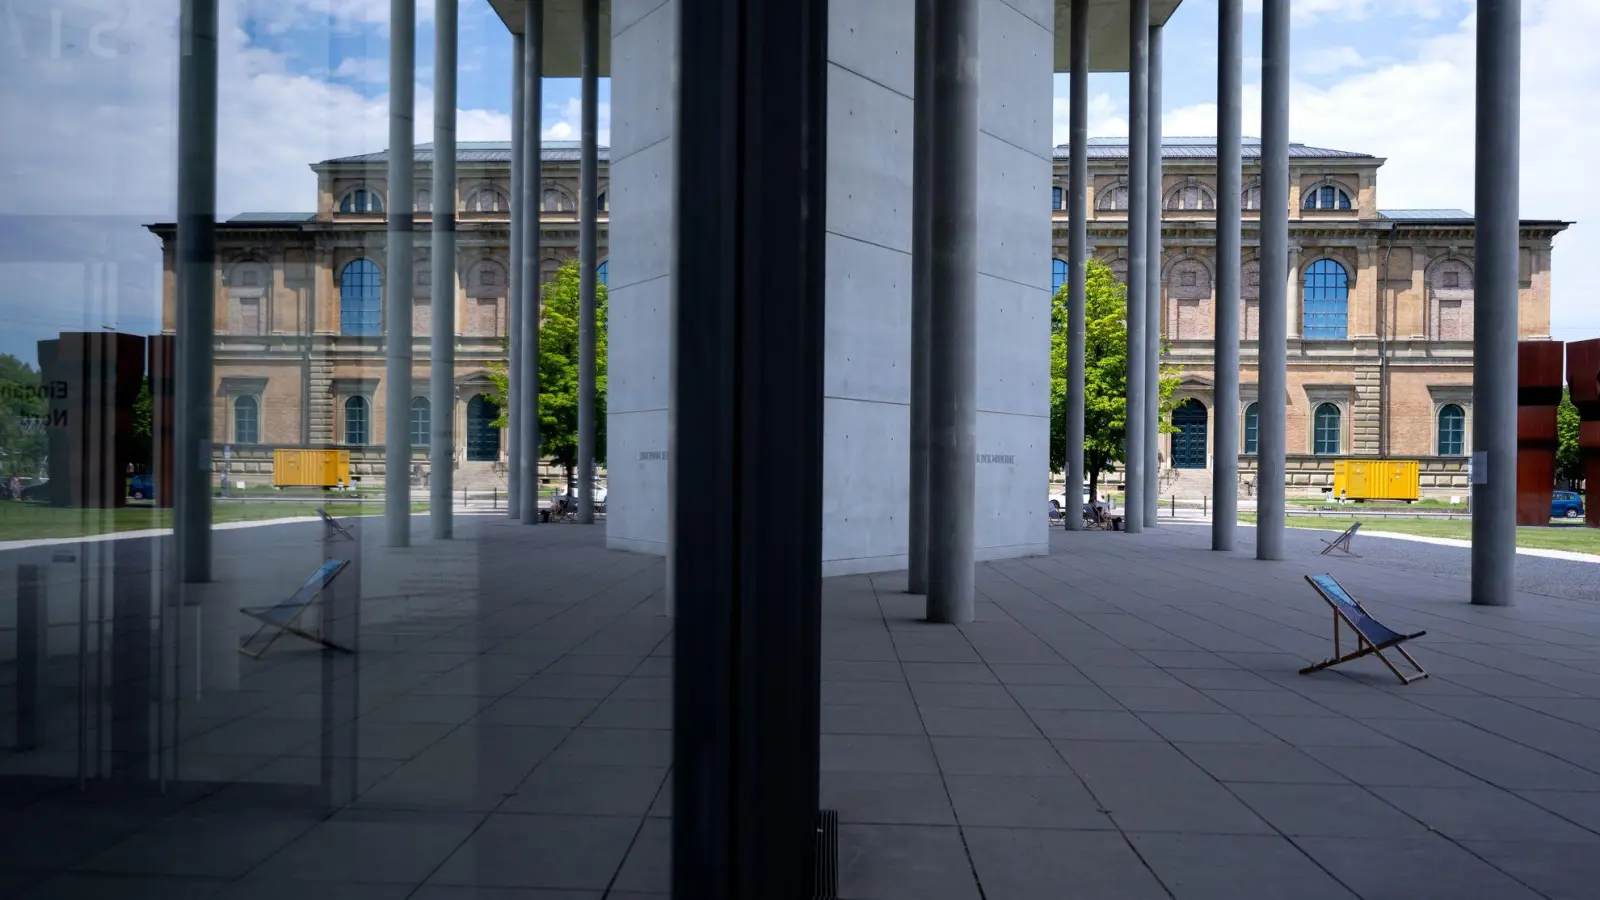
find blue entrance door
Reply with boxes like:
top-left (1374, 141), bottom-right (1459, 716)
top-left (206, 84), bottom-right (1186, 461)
top-left (466, 394), bottom-right (501, 461)
top-left (1171, 399), bottom-right (1208, 469)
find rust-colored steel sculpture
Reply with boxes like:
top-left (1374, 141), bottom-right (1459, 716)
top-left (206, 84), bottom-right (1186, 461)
top-left (1516, 340), bottom-right (1565, 526)
top-left (35, 332), bottom-right (147, 509)
top-left (1568, 338), bottom-right (1600, 528)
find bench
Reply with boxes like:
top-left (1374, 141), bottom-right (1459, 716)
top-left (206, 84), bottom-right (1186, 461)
top-left (1319, 522), bottom-right (1361, 557)
top-left (239, 558), bottom-right (353, 659)
top-left (1299, 574), bottom-right (1427, 684)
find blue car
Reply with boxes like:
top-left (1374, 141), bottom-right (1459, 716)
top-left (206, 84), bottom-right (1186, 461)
top-left (1553, 490), bottom-right (1585, 520)
top-left (129, 473), bottom-right (154, 500)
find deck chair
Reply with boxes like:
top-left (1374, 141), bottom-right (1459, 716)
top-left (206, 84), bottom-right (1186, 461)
top-left (239, 558), bottom-right (353, 659)
top-left (318, 507), bottom-right (355, 542)
top-left (547, 496), bottom-right (578, 523)
top-left (1319, 522), bottom-right (1361, 557)
top-left (1299, 574), bottom-right (1427, 684)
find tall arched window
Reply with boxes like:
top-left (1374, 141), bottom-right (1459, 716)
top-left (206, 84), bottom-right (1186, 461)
top-left (340, 259), bottom-right (382, 336)
top-left (339, 187), bottom-right (384, 214)
top-left (1437, 404), bottom-right (1465, 456)
top-left (1052, 259), bottom-right (1068, 296)
top-left (1302, 184), bottom-right (1352, 210)
top-left (1165, 258), bottom-right (1213, 340)
top-left (1052, 186), bottom-right (1066, 211)
top-left (542, 186), bottom-right (576, 212)
top-left (1313, 403), bottom-right (1341, 455)
top-left (1241, 259), bottom-right (1261, 340)
top-left (344, 396), bottom-right (370, 446)
top-left (597, 260), bottom-right (609, 286)
top-left (1302, 259), bottom-right (1349, 340)
top-left (597, 190), bottom-right (608, 212)
top-left (1243, 402), bottom-right (1259, 455)
top-left (1164, 183), bottom-right (1216, 211)
top-left (234, 396), bottom-right (259, 445)
top-left (410, 397), bottom-right (430, 447)
top-left (1096, 184), bottom-right (1129, 211)
top-left (465, 186), bottom-right (511, 213)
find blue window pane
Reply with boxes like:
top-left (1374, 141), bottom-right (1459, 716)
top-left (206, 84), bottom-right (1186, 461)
top-left (234, 396), bottom-right (258, 445)
top-left (1243, 402), bottom-right (1259, 455)
top-left (1302, 259), bottom-right (1349, 340)
top-left (1313, 403), bottom-right (1340, 455)
top-left (1052, 186), bottom-right (1065, 210)
top-left (1437, 404), bottom-right (1465, 456)
top-left (410, 397), bottom-right (430, 447)
top-left (340, 259), bottom-right (382, 337)
top-left (597, 260), bottom-right (608, 287)
top-left (1338, 189), bottom-right (1351, 210)
top-left (345, 396), bottom-right (369, 446)
top-left (1052, 259), bottom-right (1068, 296)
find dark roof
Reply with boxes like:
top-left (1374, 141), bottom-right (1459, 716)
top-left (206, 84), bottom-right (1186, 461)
top-left (228, 212), bottom-right (317, 224)
top-left (1378, 208), bottom-right (1472, 221)
top-left (1054, 137), bottom-right (1373, 161)
top-left (319, 140), bottom-right (608, 166)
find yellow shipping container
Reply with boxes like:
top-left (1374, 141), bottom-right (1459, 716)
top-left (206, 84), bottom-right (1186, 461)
top-left (272, 449), bottom-right (352, 489)
top-left (1330, 459), bottom-right (1420, 502)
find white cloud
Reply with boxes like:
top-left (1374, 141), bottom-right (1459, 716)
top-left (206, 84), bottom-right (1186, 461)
top-left (1297, 45), bottom-right (1369, 77)
top-left (1243, 0), bottom-right (1462, 26)
top-left (540, 93), bottom-right (613, 147)
top-left (333, 56), bottom-right (388, 84)
top-left (1051, 91), bottom-right (1126, 145)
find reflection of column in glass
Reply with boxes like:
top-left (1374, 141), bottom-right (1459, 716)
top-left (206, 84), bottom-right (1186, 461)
top-left (320, 526), bottom-right (361, 807)
top-left (386, 0), bottom-right (416, 548)
top-left (1213, 0), bottom-right (1243, 552)
top-left (15, 565), bottom-right (45, 751)
top-left (576, 0), bottom-right (599, 524)
top-left (518, 0), bottom-right (543, 526)
top-left (430, 0), bottom-right (458, 540)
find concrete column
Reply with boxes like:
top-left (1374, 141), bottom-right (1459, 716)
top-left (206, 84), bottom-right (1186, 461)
top-left (908, 0), bottom-right (933, 589)
top-left (1064, 0), bottom-right (1089, 532)
top-left (1472, 0), bottom-right (1520, 606)
top-left (429, 0), bottom-right (457, 540)
top-left (519, 0), bottom-right (544, 524)
top-left (1123, 0), bottom-right (1149, 536)
top-left (926, 0), bottom-right (979, 624)
top-left (576, 0), bottom-right (599, 524)
top-left (1213, 0), bottom-right (1242, 551)
top-left (385, 0), bottom-right (417, 548)
top-left (1144, 21), bottom-right (1163, 528)
top-left (1256, 0), bottom-right (1290, 560)
top-left (176, 0), bottom-right (218, 583)
top-left (508, 36), bottom-right (524, 519)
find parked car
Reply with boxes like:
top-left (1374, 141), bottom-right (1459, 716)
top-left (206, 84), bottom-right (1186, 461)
top-left (128, 473), bottom-right (155, 500)
top-left (1050, 482), bottom-right (1106, 518)
top-left (1552, 490), bottom-right (1585, 519)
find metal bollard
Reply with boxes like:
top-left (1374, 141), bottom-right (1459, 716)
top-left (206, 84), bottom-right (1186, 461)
top-left (1170, 495), bottom-right (1176, 517)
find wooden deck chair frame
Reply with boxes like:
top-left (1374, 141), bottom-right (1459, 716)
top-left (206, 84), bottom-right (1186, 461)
top-left (239, 558), bottom-right (354, 659)
top-left (318, 507), bottom-right (355, 542)
top-left (1319, 522), bottom-right (1361, 557)
top-left (1299, 574), bottom-right (1427, 684)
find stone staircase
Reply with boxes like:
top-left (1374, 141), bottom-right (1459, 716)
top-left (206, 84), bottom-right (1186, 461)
top-left (1158, 466), bottom-right (1217, 501)
top-left (456, 459), bottom-right (506, 491)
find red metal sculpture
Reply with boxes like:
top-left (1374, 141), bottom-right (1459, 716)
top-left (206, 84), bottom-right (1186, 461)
top-left (1516, 340), bottom-right (1565, 526)
top-left (1567, 339), bottom-right (1600, 527)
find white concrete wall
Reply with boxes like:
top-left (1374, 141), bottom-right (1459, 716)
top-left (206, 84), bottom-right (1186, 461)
top-left (605, 0), bottom-right (675, 557)
top-left (605, 0), bottom-right (1053, 577)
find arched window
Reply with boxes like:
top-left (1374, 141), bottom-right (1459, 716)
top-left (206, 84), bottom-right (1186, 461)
top-left (597, 260), bottom-right (609, 287)
top-left (344, 396), bottom-right (370, 446)
top-left (1164, 183), bottom-right (1216, 211)
top-left (1302, 183), bottom-right (1353, 211)
top-left (1437, 404), bottom-right (1465, 456)
top-left (234, 396), bottom-right (259, 445)
top-left (1243, 402), bottom-right (1259, 455)
top-left (338, 187), bottom-right (384, 214)
top-left (1429, 258), bottom-right (1474, 341)
top-left (1302, 259), bottom-right (1349, 340)
top-left (1096, 184), bottom-right (1129, 211)
top-left (414, 188), bottom-right (432, 213)
top-left (1171, 399), bottom-right (1208, 469)
top-left (465, 186), bottom-right (511, 213)
top-left (542, 186), bottom-right (576, 212)
top-left (339, 259), bottom-right (382, 337)
top-left (1052, 186), bottom-right (1066, 211)
top-left (1312, 403), bottom-right (1341, 455)
top-left (597, 190), bottom-right (609, 212)
top-left (1242, 181), bottom-right (1262, 211)
top-left (410, 397), bottom-right (430, 447)
top-left (1052, 259), bottom-right (1068, 296)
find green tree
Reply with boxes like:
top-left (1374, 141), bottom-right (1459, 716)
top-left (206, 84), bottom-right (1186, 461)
top-left (1558, 388), bottom-right (1581, 488)
top-left (0, 353), bottom-right (48, 477)
top-left (1049, 259), bottom-right (1180, 501)
top-left (488, 259), bottom-right (609, 490)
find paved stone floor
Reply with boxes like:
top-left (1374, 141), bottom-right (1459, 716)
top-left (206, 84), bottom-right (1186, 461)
top-left (4, 517), bottom-right (1600, 898)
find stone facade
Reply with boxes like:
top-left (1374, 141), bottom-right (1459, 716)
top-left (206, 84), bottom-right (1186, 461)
top-left (147, 142), bottom-right (606, 487)
top-left (1055, 137), bottom-right (1569, 498)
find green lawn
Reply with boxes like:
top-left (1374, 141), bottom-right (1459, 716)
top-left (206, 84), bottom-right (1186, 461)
top-left (0, 500), bottom-right (426, 542)
top-left (1239, 512), bottom-right (1600, 555)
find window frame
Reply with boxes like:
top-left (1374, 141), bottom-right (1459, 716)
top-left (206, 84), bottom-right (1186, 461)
top-left (1301, 258), bottom-right (1351, 341)
top-left (1312, 402), bottom-right (1342, 456)
top-left (1436, 403), bottom-right (1467, 456)
top-left (233, 395), bottom-right (260, 446)
top-left (410, 396), bottom-right (431, 447)
top-left (1301, 181), bottom-right (1354, 211)
top-left (343, 395), bottom-right (371, 447)
top-left (1243, 401), bottom-right (1259, 455)
top-left (1052, 258), bottom-right (1068, 296)
top-left (339, 258), bottom-right (383, 337)
top-left (337, 186), bottom-right (386, 215)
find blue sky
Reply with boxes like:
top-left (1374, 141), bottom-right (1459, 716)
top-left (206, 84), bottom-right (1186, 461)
top-left (0, 0), bottom-right (1593, 365)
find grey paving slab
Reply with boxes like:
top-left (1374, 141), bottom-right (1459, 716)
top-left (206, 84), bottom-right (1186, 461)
top-left (929, 737), bottom-right (1072, 776)
top-left (1462, 840), bottom-right (1600, 900)
top-left (213, 881), bottom-right (417, 900)
top-left (1225, 782), bottom-right (1432, 839)
top-left (944, 774), bottom-right (1113, 829)
top-left (835, 824), bottom-right (980, 900)
top-left (260, 809), bottom-right (483, 884)
top-left (13, 873), bottom-right (227, 900)
top-left (500, 765), bottom-right (667, 817)
top-left (1128, 832), bottom-right (1359, 900)
top-left (1032, 709), bottom-right (1164, 741)
top-left (821, 734), bottom-right (940, 774)
top-left (1294, 835), bottom-right (1547, 900)
top-left (918, 706), bottom-right (1039, 738)
top-left (962, 828), bottom-right (1169, 900)
top-left (1379, 785), bottom-right (1600, 843)
top-left (428, 813), bottom-right (640, 890)
top-left (1174, 742), bottom-right (1350, 785)
top-left (822, 704), bottom-right (929, 735)
top-left (821, 772), bottom-right (957, 825)
top-left (1135, 712), bottom-right (1284, 744)
top-left (611, 818), bottom-right (668, 894)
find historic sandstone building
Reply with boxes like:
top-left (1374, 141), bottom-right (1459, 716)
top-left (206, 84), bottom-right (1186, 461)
top-left (148, 137), bottom-right (1567, 497)
top-left (1057, 137), bottom-right (1567, 497)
